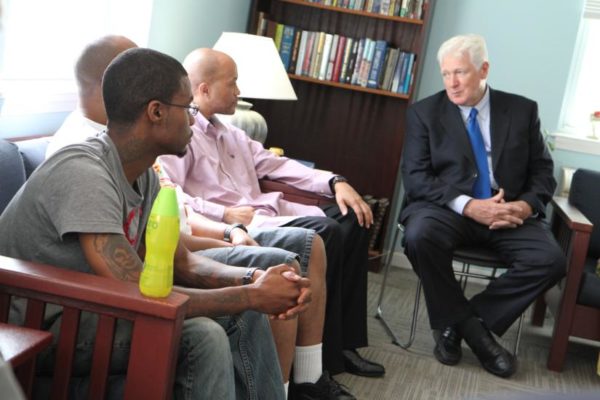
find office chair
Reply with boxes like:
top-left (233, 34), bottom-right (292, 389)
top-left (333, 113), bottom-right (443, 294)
top-left (375, 222), bottom-right (524, 355)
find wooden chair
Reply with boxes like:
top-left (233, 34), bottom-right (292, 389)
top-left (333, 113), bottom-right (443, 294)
top-left (531, 168), bottom-right (600, 372)
top-left (1, 137), bottom-right (189, 398)
top-left (259, 179), bottom-right (334, 206)
top-left (0, 256), bottom-right (189, 399)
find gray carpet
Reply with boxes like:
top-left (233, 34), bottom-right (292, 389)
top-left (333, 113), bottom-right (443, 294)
top-left (333, 267), bottom-right (600, 399)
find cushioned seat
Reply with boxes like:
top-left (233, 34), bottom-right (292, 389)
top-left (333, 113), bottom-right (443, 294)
top-left (0, 140), bottom-right (27, 213)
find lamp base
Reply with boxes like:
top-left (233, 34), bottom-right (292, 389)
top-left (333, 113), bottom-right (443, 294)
top-left (217, 100), bottom-right (268, 144)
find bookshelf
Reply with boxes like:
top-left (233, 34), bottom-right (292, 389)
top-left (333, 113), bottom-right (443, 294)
top-left (248, 0), bottom-right (435, 269)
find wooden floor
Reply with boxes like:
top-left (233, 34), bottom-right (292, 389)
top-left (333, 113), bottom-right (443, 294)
top-left (333, 267), bottom-right (600, 400)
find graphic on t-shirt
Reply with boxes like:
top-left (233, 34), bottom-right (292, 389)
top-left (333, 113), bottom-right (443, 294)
top-left (123, 207), bottom-right (142, 245)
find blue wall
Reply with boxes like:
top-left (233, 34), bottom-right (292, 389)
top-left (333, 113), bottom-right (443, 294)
top-left (417, 0), bottom-right (583, 132)
top-left (148, 0), bottom-right (252, 62)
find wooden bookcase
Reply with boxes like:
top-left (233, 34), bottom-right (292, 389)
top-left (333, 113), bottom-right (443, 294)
top-left (247, 0), bottom-right (435, 267)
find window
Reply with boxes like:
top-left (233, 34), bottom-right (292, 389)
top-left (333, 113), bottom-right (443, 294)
top-left (0, 0), bottom-right (153, 116)
top-left (558, 0), bottom-right (600, 144)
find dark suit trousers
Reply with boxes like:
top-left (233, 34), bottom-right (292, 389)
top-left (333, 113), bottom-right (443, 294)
top-left (403, 204), bottom-right (565, 336)
top-left (284, 204), bottom-right (369, 374)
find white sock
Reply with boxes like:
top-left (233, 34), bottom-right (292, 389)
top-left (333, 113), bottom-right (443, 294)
top-left (293, 343), bottom-right (323, 384)
top-left (284, 381), bottom-right (289, 397)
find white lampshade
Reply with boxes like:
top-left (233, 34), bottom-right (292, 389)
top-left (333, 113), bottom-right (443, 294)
top-left (213, 32), bottom-right (297, 101)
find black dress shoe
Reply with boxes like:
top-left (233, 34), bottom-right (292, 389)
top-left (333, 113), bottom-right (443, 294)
top-left (433, 326), bottom-right (462, 365)
top-left (293, 371), bottom-right (356, 400)
top-left (464, 331), bottom-right (516, 378)
top-left (342, 349), bottom-right (385, 377)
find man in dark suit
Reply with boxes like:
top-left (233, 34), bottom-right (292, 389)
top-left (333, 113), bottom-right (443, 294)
top-left (401, 34), bottom-right (565, 378)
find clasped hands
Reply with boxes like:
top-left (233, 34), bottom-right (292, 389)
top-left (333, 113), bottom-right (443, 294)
top-left (250, 264), bottom-right (311, 321)
top-left (463, 188), bottom-right (532, 230)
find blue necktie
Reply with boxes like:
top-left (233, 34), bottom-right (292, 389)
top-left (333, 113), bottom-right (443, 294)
top-left (467, 108), bottom-right (491, 199)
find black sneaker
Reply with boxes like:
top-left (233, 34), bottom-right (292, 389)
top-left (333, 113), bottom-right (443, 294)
top-left (292, 371), bottom-right (356, 400)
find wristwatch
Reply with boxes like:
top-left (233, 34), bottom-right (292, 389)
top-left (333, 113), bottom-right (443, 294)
top-left (224, 223), bottom-right (248, 242)
top-left (329, 175), bottom-right (348, 193)
top-left (242, 267), bottom-right (258, 285)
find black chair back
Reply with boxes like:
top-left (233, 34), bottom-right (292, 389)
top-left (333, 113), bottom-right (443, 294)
top-left (568, 169), bottom-right (600, 259)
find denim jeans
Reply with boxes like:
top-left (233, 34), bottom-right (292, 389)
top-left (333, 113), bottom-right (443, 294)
top-left (32, 311), bottom-right (283, 400)
top-left (200, 226), bottom-right (315, 275)
top-left (26, 227), bottom-right (315, 399)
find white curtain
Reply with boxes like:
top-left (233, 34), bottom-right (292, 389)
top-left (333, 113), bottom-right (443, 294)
top-left (559, 0), bottom-right (600, 137)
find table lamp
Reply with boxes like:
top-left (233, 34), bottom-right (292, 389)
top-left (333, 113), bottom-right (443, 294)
top-left (213, 32), bottom-right (297, 144)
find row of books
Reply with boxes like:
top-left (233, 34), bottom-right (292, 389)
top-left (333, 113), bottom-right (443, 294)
top-left (306, 0), bottom-right (426, 20)
top-left (266, 22), bottom-right (416, 94)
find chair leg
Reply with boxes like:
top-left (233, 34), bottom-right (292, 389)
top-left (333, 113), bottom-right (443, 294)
top-left (375, 224), bottom-right (420, 349)
top-left (531, 295), bottom-right (547, 327)
top-left (513, 312), bottom-right (524, 356)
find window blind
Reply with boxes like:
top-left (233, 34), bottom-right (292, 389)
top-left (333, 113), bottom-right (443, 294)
top-left (585, 0), bottom-right (600, 19)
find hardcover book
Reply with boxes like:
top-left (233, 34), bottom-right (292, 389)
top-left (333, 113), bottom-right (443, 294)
top-left (279, 25), bottom-right (296, 71)
top-left (367, 40), bottom-right (388, 89)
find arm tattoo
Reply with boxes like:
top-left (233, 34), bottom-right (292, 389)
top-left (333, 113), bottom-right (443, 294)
top-left (191, 260), bottom-right (238, 289)
top-left (92, 234), bottom-right (141, 281)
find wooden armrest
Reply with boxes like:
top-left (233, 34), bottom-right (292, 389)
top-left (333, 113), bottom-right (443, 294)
top-left (0, 255), bottom-right (189, 400)
top-left (0, 322), bottom-right (52, 368)
top-left (0, 255), bottom-right (188, 321)
top-left (259, 179), bottom-right (334, 207)
top-left (551, 196), bottom-right (594, 234)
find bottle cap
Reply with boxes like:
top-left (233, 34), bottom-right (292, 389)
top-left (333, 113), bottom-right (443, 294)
top-left (268, 147), bottom-right (284, 156)
top-left (151, 187), bottom-right (179, 217)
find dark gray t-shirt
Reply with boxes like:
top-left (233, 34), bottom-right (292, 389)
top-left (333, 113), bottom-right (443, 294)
top-left (0, 133), bottom-right (159, 274)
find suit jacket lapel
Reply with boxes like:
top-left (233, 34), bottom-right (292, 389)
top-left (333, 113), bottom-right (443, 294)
top-left (440, 95), bottom-right (475, 165)
top-left (489, 88), bottom-right (510, 172)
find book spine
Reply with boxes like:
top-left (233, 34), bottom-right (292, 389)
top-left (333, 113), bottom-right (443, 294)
top-left (367, 40), bottom-right (388, 88)
top-left (310, 32), bottom-right (327, 79)
top-left (358, 38), bottom-right (375, 87)
top-left (402, 53), bottom-right (416, 94)
top-left (391, 51), bottom-right (406, 92)
top-left (338, 37), bottom-right (354, 83)
top-left (302, 31), bottom-right (316, 76)
top-left (397, 53), bottom-right (412, 94)
top-left (325, 34), bottom-right (340, 81)
top-left (274, 23), bottom-right (284, 50)
top-left (318, 33), bottom-right (334, 80)
top-left (256, 12), bottom-right (268, 36)
top-left (288, 29), bottom-right (303, 74)
top-left (279, 25), bottom-right (296, 71)
top-left (295, 31), bottom-right (308, 75)
top-left (331, 36), bottom-right (347, 82)
top-left (381, 47), bottom-right (399, 91)
top-left (377, 47), bottom-right (391, 89)
top-left (350, 38), bottom-right (365, 85)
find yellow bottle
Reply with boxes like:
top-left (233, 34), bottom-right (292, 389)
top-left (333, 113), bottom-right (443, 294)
top-left (139, 187), bottom-right (179, 298)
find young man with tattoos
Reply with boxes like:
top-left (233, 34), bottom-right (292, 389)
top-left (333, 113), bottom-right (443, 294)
top-left (44, 35), bottom-right (354, 399)
top-left (0, 48), bottom-right (309, 400)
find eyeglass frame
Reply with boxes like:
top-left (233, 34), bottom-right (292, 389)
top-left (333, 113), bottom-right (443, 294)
top-left (159, 101), bottom-right (200, 117)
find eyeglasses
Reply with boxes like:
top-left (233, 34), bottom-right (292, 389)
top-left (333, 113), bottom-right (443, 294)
top-left (160, 101), bottom-right (200, 117)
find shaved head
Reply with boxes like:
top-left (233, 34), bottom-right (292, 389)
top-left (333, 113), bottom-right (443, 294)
top-left (75, 35), bottom-right (138, 97)
top-left (183, 48), bottom-right (234, 91)
top-left (182, 48), bottom-right (240, 118)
